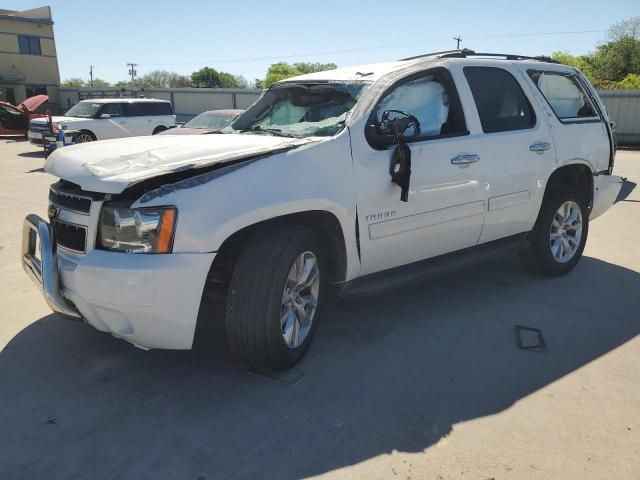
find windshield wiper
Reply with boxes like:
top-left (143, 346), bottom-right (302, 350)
top-left (238, 126), bottom-right (296, 138)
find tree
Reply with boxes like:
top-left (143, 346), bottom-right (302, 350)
top-left (136, 70), bottom-right (191, 89)
top-left (190, 67), bottom-right (248, 88)
top-left (586, 35), bottom-right (640, 82)
top-left (91, 78), bottom-right (111, 87)
top-left (61, 78), bottom-right (86, 87)
top-left (607, 17), bottom-right (640, 41)
top-left (550, 18), bottom-right (640, 89)
top-left (262, 62), bottom-right (337, 88)
top-left (551, 51), bottom-right (593, 77)
top-left (292, 62), bottom-right (337, 74)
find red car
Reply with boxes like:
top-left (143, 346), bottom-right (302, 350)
top-left (0, 95), bottom-right (49, 136)
top-left (160, 109), bottom-right (244, 135)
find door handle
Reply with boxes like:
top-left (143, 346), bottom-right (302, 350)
top-left (451, 154), bottom-right (480, 166)
top-left (530, 142), bottom-right (551, 153)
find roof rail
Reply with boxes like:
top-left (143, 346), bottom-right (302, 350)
top-left (400, 48), bottom-right (560, 64)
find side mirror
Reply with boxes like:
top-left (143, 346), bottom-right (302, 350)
top-left (99, 113), bottom-right (111, 119)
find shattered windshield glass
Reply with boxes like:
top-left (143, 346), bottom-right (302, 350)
top-left (227, 81), bottom-right (370, 138)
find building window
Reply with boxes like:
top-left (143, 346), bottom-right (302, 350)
top-left (25, 85), bottom-right (47, 98)
top-left (18, 36), bottom-right (42, 55)
top-left (0, 87), bottom-right (16, 105)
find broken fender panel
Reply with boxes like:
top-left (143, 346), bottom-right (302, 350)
top-left (44, 134), bottom-right (316, 194)
top-left (591, 174), bottom-right (623, 220)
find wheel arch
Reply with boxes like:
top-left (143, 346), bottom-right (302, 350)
top-left (544, 162), bottom-right (594, 207)
top-left (77, 129), bottom-right (97, 141)
top-left (193, 209), bottom-right (350, 345)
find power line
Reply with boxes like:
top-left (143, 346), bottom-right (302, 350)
top-left (85, 28), bottom-right (607, 70)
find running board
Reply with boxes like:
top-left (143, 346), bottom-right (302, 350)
top-left (338, 234), bottom-right (529, 298)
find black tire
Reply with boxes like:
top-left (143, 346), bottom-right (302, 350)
top-left (226, 224), bottom-right (326, 372)
top-left (519, 187), bottom-right (589, 276)
top-left (152, 126), bottom-right (167, 135)
top-left (75, 130), bottom-right (96, 143)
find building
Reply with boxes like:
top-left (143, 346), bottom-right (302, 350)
top-left (0, 6), bottom-right (59, 105)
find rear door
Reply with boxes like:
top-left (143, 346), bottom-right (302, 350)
top-left (527, 68), bottom-right (610, 174)
top-left (94, 102), bottom-right (129, 139)
top-left (124, 102), bottom-right (152, 135)
top-left (459, 64), bottom-right (556, 244)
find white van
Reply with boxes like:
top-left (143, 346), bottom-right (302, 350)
top-left (28, 98), bottom-right (176, 143)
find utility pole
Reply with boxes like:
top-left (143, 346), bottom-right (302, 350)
top-left (127, 63), bottom-right (137, 84)
top-left (454, 36), bottom-right (462, 49)
top-left (89, 65), bottom-right (94, 87)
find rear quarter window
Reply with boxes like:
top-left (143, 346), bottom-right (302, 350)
top-left (528, 71), bottom-right (598, 121)
top-left (464, 66), bottom-right (536, 133)
top-left (125, 102), bottom-right (173, 116)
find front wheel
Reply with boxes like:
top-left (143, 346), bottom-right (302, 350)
top-left (75, 131), bottom-right (96, 143)
top-left (226, 224), bottom-right (325, 372)
top-left (519, 188), bottom-right (589, 276)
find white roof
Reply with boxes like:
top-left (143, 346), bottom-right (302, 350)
top-left (78, 98), bottom-right (170, 104)
top-left (279, 55), bottom-right (574, 83)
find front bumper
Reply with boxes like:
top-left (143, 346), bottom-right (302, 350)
top-left (22, 214), bottom-right (215, 350)
top-left (28, 130), bottom-right (45, 144)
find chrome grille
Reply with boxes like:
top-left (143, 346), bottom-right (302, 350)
top-left (53, 219), bottom-right (87, 253)
top-left (49, 189), bottom-right (92, 214)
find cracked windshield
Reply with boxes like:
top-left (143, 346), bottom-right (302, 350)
top-left (228, 81), bottom-right (370, 138)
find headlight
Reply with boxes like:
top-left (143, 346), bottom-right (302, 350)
top-left (98, 205), bottom-right (177, 253)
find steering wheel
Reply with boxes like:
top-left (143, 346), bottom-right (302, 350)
top-left (379, 109), bottom-right (421, 139)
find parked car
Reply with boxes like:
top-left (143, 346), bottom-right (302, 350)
top-left (23, 49), bottom-right (623, 372)
top-left (28, 98), bottom-right (175, 144)
top-left (0, 94), bottom-right (49, 136)
top-left (160, 109), bottom-right (244, 135)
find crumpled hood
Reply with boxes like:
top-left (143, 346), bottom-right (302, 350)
top-left (44, 133), bottom-right (315, 194)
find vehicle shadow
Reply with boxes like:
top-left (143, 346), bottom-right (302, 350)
top-left (0, 135), bottom-right (28, 142)
top-left (1, 255), bottom-right (638, 479)
top-left (18, 151), bottom-right (45, 159)
top-left (616, 179), bottom-right (636, 202)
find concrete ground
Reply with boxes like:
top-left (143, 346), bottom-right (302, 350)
top-left (0, 138), bottom-right (638, 480)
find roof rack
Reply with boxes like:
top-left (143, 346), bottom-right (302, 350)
top-left (400, 48), bottom-right (560, 64)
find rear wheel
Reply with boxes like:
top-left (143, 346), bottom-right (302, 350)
top-left (226, 224), bottom-right (326, 372)
top-left (519, 188), bottom-right (589, 276)
top-left (152, 126), bottom-right (167, 135)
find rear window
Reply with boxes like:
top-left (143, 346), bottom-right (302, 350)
top-left (125, 102), bottom-right (173, 116)
top-left (528, 71), bottom-right (598, 121)
top-left (464, 66), bottom-right (536, 133)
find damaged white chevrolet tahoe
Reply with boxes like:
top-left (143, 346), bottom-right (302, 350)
top-left (22, 50), bottom-right (623, 372)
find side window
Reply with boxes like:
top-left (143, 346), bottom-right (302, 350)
top-left (374, 70), bottom-right (467, 141)
top-left (464, 67), bottom-right (535, 133)
top-left (125, 103), bottom-right (145, 117)
top-left (100, 103), bottom-right (124, 117)
top-left (146, 102), bottom-right (174, 115)
top-left (528, 71), bottom-right (597, 121)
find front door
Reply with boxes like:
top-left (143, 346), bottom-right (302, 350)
top-left (350, 68), bottom-right (487, 276)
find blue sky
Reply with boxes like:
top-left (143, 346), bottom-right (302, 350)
top-left (6, 0), bottom-right (639, 84)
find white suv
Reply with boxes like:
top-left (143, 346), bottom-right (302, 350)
top-left (28, 98), bottom-right (176, 143)
top-left (22, 50), bottom-right (623, 372)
